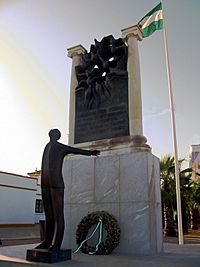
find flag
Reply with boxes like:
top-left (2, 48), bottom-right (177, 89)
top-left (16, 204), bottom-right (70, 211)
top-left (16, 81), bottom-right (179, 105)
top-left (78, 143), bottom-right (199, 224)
top-left (138, 2), bottom-right (163, 38)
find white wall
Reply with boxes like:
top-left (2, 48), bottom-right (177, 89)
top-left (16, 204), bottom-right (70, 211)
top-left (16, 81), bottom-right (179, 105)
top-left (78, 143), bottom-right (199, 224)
top-left (0, 172), bottom-right (42, 225)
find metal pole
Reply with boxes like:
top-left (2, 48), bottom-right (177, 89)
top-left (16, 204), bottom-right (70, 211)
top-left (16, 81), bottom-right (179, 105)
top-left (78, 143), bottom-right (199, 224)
top-left (161, 0), bottom-right (184, 245)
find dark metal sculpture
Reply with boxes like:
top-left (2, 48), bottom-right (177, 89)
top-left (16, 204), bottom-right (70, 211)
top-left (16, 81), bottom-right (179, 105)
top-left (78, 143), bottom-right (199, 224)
top-left (75, 35), bottom-right (127, 108)
top-left (35, 129), bottom-right (100, 252)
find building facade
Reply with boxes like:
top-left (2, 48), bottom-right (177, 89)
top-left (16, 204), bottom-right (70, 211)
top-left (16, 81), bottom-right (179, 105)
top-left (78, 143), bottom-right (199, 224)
top-left (189, 145), bottom-right (200, 181)
top-left (0, 171), bottom-right (44, 225)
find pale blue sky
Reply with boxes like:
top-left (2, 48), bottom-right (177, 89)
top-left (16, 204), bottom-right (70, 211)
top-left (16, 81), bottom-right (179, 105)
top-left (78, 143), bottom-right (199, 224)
top-left (0, 0), bottom-right (200, 175)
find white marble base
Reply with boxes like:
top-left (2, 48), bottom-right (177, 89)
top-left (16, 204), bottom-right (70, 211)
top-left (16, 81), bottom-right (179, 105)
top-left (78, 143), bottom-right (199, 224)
top-left (62, 151), bottom-right (163, 254)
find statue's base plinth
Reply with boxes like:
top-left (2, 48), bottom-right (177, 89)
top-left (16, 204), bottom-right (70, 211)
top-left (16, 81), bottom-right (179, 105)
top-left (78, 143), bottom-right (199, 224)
top-left (26, 249), bottom-right (71, 263)
top-left (62, 151), bottom-right (163, 255)
top-left (71, 135), bottom-right (151, 155)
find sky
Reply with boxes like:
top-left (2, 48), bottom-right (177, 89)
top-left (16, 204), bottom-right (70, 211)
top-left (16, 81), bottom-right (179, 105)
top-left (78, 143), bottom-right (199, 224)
top-left (0, 0), bottom-right (200, 175)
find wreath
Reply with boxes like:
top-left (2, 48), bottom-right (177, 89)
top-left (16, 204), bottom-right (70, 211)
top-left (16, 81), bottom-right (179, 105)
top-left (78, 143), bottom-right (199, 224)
top-left (75, 210), bottom-right (120, 255)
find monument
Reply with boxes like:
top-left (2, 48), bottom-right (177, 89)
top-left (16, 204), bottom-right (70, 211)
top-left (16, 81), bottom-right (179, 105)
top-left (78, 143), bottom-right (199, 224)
top-left (26, 129), bottom-right (99, 263)
top-left (61, 25), bottom-right (163, 255)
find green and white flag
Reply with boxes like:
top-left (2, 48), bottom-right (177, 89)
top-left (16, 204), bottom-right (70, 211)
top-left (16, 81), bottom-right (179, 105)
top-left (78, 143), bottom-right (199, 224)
top-left (138, 2), bottom-right (163, 38)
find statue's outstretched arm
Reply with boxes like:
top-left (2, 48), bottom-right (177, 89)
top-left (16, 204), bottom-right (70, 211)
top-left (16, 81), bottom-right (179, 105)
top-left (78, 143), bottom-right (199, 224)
top-left (65, 145), bottom-right (100, 157)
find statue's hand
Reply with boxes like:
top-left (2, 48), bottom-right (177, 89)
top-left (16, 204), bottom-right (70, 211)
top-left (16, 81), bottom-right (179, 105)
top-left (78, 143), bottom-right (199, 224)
top-left (90, 150), bottom-right (100, 156)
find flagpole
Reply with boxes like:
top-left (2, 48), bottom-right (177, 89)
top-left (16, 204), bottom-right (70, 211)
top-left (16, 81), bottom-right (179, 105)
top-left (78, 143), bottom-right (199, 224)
top-left (161, 0), bottom-right (184, 245)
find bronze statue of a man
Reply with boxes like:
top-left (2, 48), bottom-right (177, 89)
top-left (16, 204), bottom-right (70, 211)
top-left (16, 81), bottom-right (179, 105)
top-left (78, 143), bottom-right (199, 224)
top-left (35, 129), bottom-right (99, 251)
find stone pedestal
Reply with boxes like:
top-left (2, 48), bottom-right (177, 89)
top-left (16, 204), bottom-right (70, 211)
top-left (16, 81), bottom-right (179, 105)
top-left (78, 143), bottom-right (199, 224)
top-left (26, 249), bottom-right (71, 263)
top-left (64, 25), bottom-right (162, 255)
top-left (61, 151), bottom-right (163, 255)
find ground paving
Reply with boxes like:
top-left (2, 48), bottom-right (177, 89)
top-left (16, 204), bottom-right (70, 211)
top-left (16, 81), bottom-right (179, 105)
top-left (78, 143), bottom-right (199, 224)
top-left (0, 242), bottom-right (200, 267)
top-left (0, 228), bottom-right (200, 266)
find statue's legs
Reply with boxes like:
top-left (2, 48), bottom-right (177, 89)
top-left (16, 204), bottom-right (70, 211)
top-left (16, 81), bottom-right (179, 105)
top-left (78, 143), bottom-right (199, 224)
top-left (48, 188), bottom-right (65, 251)
top-left (35, 187), bottom-right (55, 249)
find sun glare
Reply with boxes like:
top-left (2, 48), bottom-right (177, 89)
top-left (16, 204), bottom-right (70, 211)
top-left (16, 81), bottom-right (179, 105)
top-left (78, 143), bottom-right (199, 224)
top-left (0, 23), bottom-right (67, 174)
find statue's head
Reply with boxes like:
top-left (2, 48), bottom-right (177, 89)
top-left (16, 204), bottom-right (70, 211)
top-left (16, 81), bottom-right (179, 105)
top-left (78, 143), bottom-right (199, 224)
top-left (49, 129), bottom-right (61, 142)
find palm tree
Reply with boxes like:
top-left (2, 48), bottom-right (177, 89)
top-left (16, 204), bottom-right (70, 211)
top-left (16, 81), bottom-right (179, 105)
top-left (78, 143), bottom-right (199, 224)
top-left (160, 155), bottom-right (193, 236)
top-left (179, 168), bottom-right (193, 233)
top-left (160, 155), bottom-right (177, 236)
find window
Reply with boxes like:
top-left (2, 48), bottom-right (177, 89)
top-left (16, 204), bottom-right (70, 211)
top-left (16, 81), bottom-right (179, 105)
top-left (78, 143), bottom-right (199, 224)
top-left (35, 199), bottom-right (43, 213)
top-left (191, 151), bottom-right (199, 162)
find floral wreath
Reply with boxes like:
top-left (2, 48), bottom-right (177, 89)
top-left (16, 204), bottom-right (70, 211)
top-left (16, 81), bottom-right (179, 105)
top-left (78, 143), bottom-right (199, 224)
top-left (75, 210), bottom-right (120, 255)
